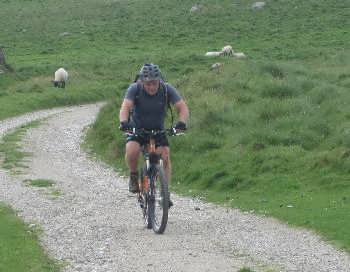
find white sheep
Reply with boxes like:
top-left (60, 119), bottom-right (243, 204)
top-left (190, 5), bottom-right (200, 13)
top-left (210, 63), bottom-right (223, 73)
top-left (233, 52), bottom-right (246, 59)
top-left (205, 51), bottom-right (222, 57)
top-left (53, 68), bottom-right (68, 88)
top-left (221, 45), bottom-right (234, 56)
top-left (252, 2), bottom-right (266, 9)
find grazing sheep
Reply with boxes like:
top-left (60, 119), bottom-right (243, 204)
top-left (210, 62), bottom-right (223, 73)
top-left (233, 52), bottom-right (246, 59)
top-left (205, 51), bottom-right (223, 57)
top-left (59, 32), bottom-right (70, 37)
top-left (221, 45), bottom-right (234, 56)
top-left (53, 68), bottom-right (68, 88)
top-left (252, 2), bottom-right (266, 9)
top-left (190, 4), bottom-right (201, 13)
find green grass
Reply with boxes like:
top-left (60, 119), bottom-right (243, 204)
top-left (23, 179), bottom-right (62, 199)
top-left (1, 0), bottom-right (350, 268)
top-left (239, 268), bottom-right (255, 272)
top-left (23, 179), bottom-right (55, 188)
top-left (50, 190), bottom-right (63, 198)
top-left (0, 204), bottom-right (60, 272)
top-left (169, 58), bottom-right (350, 251)
top-left (0, 121), bottom-right (41, 173)
top-left (1, 0), bottom-right (349, 118)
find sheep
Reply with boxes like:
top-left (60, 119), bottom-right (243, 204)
top-left (190, 4), bottom-right (201, 13)
top-left (221, 45), bottom-right (234, 56)
top-left (252, 2), bottom-right (266, 10)
top-left (205, 51), bottom-right (223, 57)
top-left (210, 62), bottom-right (223, 73)
top-left (53, 68), bottom-right (68, 88)
top-left (233, 52), bottom-right (246, 59)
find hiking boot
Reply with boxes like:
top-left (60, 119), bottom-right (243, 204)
top-left (129, 172), bottom-right (139, 193)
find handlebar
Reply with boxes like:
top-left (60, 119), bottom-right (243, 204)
top-left (124, 128), bottom-right (185, 137)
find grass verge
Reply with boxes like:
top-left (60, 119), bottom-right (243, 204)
top-left (239, 268), bottom-right (255, 272)
top-left (23, 179), bottom-right (55, 188)
top-left (0, 120), bottom-right (41, 174)
top-left (0, 203), bottom-right (61, 272)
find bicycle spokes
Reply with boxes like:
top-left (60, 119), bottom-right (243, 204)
top-left (150, 167), bottom-right (169, 234)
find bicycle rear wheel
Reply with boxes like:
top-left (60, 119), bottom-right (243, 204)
top-left (149, 165), bottom-right (169, 234)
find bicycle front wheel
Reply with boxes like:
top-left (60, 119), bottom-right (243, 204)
top-left (149, 165), bottom-right (169, 234)
top-left (140, 166), bottom-right (152, 229)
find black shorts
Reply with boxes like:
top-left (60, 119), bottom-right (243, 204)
top-left (126, 133), bottom-right (169, 147)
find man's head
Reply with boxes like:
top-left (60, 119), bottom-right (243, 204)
top-left (139, 63), bottom-right (163, 95)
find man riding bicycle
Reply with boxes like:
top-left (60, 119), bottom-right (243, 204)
top-left (119, 63), bottom-right (189, 206)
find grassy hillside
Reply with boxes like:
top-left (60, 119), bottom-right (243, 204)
top-left (81, 0), bottom-right (350, 251)
top-left (87, 54), bottom-right (350, 251)
top-left (1, 0), bottom-right (350, 267)
top-left (1, 0), bottom-right (349, 114)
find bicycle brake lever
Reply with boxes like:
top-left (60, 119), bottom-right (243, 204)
top-left (125, 127), bottom-right (137, 136)
top-left (170, 127), bottom-right (185, 136)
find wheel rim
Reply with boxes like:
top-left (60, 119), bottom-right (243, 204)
top-left (152, 172), bottom-right (168, 232)
top-left (142, 193), bottom-right (152, 229)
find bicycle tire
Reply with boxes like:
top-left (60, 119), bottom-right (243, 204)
top-left (140, 166), bottom-right (152, 229)
top-left (149, 165), bottom-right (169, 234)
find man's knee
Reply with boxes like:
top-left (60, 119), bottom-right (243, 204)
top-left (159, 147), bottom-right (170, 165)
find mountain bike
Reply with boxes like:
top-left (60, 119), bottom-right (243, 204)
top-left (127, 128), bottom-right (181, 234)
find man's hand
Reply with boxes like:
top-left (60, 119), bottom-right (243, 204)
top-left (119, 121), bottom-right (133, 132)
top-left (174, 121), bottom-right (187, 131)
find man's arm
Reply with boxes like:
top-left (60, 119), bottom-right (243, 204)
top-left (174, 99), bottom-right (189, 124)
top-left (119, 99), bottom-right (134, 123)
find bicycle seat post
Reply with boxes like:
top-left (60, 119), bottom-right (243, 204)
top-left (149, 137), bottom-right (156, 153)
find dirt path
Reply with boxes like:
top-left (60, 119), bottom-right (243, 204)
top-left (0, 103), bottom-right (350, 272)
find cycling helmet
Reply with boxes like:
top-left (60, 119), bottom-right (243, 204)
top-left (139, 63), bottom-right (163, 81)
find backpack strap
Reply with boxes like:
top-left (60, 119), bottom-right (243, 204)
top-left (160, 81), bottom-right (172, 110)
top-left (160, 81), bottom-right (174, 125)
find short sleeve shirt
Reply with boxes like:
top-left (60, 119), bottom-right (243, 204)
top-left (124, 81), bottom-right (181, 130)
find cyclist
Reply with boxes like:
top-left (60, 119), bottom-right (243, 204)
top-left (119, 63), bottom-right (189, 206)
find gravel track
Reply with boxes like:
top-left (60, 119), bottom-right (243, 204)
top-left (0, 103), bottom-right (350, 272)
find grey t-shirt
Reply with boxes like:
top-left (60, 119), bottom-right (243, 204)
top-left (124, 81), bottom-right (181, 129)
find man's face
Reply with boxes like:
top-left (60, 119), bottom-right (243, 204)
top-left (143, 80), bottom-right (160, 95)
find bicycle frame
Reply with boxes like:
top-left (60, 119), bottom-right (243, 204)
top-left (140, 135), bottom-right (162, 201)
top-left (126, 128), bottom-right (182, 234)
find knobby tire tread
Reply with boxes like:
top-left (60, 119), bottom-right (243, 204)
top-left (141, 166), bottom-right (152, 229)
top-left (150, 165), bottom-right (169, 234)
